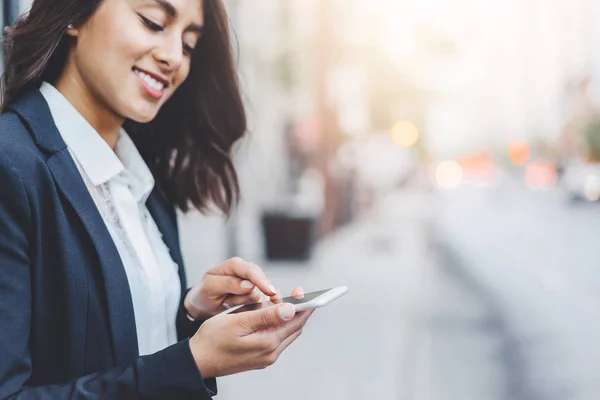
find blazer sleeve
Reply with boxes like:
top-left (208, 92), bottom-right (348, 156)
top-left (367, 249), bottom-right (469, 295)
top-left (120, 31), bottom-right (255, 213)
top-left (175, 293), bottom-right (217, 395)
top-left (176, 289), bottom-right (205, 340)
top-left (0, 158), bottom-right (214, 399)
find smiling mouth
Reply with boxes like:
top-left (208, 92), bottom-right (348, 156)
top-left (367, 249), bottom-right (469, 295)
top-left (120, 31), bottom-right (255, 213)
top-left (132, 67), bottom-right (167, 91)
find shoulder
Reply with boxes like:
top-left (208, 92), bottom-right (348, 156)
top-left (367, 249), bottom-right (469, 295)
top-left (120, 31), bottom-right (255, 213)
top-left (0, 115), bottom-right (33, 222)
top-left (0, 111), bottom-right (48, 175)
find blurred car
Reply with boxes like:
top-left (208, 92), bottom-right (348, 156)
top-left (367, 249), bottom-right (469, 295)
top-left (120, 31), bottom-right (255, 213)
top-left (560, 162), bottom-right (600, 202)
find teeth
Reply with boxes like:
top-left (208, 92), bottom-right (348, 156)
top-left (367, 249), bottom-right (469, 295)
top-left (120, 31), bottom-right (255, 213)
top-left (133, 68), bottom-right (165, 91)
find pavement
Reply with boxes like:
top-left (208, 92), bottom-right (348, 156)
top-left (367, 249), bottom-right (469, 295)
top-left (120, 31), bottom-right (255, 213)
top-left (216, 189), bottom-right (438, 400)
top-left (182, 180), bottom-right (600, 400)
top-left (215, 188), bottom-right (524, 400)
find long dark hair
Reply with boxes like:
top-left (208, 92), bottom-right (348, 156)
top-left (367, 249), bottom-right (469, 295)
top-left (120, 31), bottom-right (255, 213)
top-left (1, 0), bottom-right (246, 216)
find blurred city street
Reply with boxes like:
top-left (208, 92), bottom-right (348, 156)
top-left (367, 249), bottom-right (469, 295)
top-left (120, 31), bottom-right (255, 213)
top-left (212, 179), bottom-right (600, 400)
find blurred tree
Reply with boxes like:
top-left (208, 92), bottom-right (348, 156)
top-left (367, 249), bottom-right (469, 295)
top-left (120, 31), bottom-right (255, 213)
top-left (581, 117), bottom-right (600, 162)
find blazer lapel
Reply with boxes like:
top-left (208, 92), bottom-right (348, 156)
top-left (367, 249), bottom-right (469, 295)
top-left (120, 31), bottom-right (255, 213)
top-left (8, 90), bottom-right (139, 365)
top-left (146, 189), bottom-right (188, 292)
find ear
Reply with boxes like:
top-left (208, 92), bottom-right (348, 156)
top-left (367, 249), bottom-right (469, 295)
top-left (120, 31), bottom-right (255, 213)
top-left (65, 24), bottom-right (79, 37)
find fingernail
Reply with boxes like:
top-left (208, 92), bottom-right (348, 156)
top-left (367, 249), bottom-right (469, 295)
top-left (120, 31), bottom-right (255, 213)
top-left (268, 285), bottom-right (277, 294)
top-left (278, 304), bottom-right (295, 320)
top-left (240, 280), bottom-right (254, 289)
top-left (250, 287), bottom-right (261, 300)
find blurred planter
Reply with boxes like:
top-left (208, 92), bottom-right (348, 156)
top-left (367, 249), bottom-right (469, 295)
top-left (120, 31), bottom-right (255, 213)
top-left (261, 212), bottom-right (317, 261)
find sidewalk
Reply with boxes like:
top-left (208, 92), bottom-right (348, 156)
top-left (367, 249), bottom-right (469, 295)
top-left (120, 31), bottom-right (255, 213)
top-left (216, 190), bottom-right (436, 400)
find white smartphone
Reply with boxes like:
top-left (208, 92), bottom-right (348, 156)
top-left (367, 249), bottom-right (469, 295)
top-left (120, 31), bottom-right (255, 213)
top-left (220, 286), bottom-right (349, 315)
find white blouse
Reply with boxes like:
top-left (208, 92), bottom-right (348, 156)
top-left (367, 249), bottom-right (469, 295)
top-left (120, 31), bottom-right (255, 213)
top-left (40, 82), bottom-right (182, 356)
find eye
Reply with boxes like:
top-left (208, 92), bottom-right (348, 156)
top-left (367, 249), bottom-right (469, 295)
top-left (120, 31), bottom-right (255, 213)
top-left (182, 34), bottom-right (200, 56)
top-left (139, 15), bottom-right (164, 32)
top-left (183, 43), bottom-right (196, 55)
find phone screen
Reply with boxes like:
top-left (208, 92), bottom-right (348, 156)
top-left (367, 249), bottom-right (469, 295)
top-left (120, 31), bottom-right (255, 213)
top-left (227, 288), bottom-right (333, 314)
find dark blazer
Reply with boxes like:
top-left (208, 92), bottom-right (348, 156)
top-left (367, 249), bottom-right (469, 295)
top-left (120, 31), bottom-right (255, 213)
top-left (0, 90), bottom-right (217, 399)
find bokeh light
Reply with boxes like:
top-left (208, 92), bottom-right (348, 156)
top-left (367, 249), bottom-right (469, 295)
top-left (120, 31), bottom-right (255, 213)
top-left (390, 120), bottom-right (420, 148)
top-left (436, 161), bottom-right (464, 189)
top-left (525, 161), bottom-right (558, 190)
top-left (508, 140), bottom-right (531, 166)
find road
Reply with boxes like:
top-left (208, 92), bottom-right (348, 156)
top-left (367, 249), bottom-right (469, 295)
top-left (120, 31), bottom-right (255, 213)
top-left (435, 182), bottom-right (600, 400)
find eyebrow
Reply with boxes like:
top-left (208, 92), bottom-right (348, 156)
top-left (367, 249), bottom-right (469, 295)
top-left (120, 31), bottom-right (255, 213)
top-left (150, 0), bottom-right (204, 33)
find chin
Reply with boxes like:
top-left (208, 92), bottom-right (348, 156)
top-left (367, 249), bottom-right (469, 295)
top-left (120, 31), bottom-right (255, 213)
top-left (130, 113), bottom-right (158, 123)
top-left (125, 104), bottom-right (161, 124)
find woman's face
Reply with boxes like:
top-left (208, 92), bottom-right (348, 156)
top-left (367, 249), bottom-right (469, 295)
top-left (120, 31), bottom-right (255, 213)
top-left (67, 0), bottom-right (204, 123)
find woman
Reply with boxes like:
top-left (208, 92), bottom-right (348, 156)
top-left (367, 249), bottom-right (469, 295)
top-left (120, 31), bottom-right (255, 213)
top-left (0, 0), bottom-right (313, 398)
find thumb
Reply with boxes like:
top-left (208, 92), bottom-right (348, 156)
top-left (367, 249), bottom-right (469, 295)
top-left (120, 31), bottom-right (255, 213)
top-left (241, 303), bottom-right (296, 332)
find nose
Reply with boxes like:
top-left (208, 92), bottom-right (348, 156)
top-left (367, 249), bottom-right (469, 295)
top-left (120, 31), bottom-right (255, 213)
top-left (153, 34), bottom-right (183, 73)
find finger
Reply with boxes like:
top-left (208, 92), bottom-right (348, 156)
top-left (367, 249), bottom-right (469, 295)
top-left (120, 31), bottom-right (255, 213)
top-left (223, 287), bottom-right (264, 307)
top-left (203, 274), bottom-right (256, 298)
top-left (273, 328), bottom-right (304, 359)
top-left (270, 289), bottom-right (283, 304)
top-left (291, 286), bottom-right (304, 299)
top-left (258, 290), bottom-right (272, 303)
top-left (270, 312), bottom-right (315, 359)
top-left (209, 257), bottom-right (276, 296)
top-left (262, 309), bottom-right (313, 343)
top-left (238, 303), bottom-right (296, 334)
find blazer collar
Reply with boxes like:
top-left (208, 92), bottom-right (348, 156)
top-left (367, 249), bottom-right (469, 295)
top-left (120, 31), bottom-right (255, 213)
top-left (8, 89), bottom-right (140, 364)
top-left (8, 89), bottom-right (67, 154)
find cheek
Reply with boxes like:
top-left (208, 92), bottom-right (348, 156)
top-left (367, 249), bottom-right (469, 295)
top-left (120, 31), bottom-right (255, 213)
top-left (80, 10), bottom-right (136, 65)
top-left (174, 63), bottom-right (192, 90)
top-left (85, 12), bottom-right (154, 70)
top-left (164, 64), bottom-right (191, 104)
top-left (77, 31), bottom-right (139, 79)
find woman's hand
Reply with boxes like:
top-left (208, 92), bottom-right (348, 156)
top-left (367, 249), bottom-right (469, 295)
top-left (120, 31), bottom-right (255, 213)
top-left (184, 257), bottom-right (293, 320)
top-left (189, 300), bottom-right (314, 378)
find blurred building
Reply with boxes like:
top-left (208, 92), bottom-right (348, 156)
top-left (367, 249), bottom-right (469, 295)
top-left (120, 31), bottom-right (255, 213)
top-left (7, 0), bottom-right (600, 279)
top-left (404, 0), bottom-right (600, 160)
